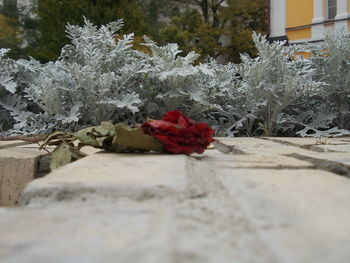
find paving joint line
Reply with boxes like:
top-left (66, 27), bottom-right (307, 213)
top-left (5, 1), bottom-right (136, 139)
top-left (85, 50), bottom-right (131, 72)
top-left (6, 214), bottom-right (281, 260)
top-left (260, 137), bottom-right (341, 153)
top-left (287, 153), bottom-right (350, 178)
top-left (221, 165), bottom-right (317, 170)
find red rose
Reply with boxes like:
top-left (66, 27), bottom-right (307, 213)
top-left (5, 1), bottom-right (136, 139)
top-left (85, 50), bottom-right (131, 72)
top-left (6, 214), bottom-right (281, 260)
top-left (142, 110), bottom-right (215, 154)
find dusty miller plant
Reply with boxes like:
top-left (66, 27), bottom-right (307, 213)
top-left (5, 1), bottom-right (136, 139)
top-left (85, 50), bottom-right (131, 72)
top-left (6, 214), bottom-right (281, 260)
top-left (0, 19), bottom-right (349, 137)
top-left (0, 48), bottom-right (24, 132)
top-left (0, 19), bottom-right (231, 135)
top-left (137, 42), bottom-right (238, 133)
top-left (134, 37), bottom-right (219, 120)
top-left (300, 28), bottom-right (350, 136)
top-left (278, 28), bottom-right (350, 137)
top-left (235, 33), bottom-right (322, 136)
top-left (1, 18), bottom-right (147, 134)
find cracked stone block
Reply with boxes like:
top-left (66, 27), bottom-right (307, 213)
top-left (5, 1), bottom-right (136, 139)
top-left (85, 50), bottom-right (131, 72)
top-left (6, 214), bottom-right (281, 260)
top-left (22, 152), bottom-right (189, 205)
top-left (0, 147), bottom-right (48, 206)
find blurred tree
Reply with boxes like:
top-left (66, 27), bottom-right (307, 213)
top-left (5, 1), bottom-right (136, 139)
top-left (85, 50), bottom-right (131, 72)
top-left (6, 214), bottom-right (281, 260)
top-left (159, 8), bottom-right (222, 60)
top-left (0, 14), bottom-right (21, 55)
top-left (222, 0), bottom-right (267, 62)
top-left (0, 0), bottom-right (20, 57)
top-left (140, 0), bottom-right (170, 41)
top-left (0, 0), bottom-right (266, 63)
top-left (159, 0), bottom-right (225, 61)
top-left (0, 0), bottom-right (39, 59)
top-left (2, 0), bottom-right (18, 17)
top-left (159, 0), bottom-right (267, 63)
top-left (31, 0), bottom-right (148, 62)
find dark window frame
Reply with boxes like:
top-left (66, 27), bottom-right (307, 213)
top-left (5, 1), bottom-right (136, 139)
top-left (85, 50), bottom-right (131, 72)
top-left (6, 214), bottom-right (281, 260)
top-left (327, 0), bottom-right (337, 19)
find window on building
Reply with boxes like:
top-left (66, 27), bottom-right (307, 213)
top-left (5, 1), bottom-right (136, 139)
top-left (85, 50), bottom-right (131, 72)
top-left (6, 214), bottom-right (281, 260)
top-left (328, 0), bottom-right (337, 19)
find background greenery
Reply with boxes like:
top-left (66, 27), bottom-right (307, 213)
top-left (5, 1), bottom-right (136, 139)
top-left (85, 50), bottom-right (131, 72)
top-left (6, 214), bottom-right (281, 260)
top-left (0, 0), bottom-right (267, 63)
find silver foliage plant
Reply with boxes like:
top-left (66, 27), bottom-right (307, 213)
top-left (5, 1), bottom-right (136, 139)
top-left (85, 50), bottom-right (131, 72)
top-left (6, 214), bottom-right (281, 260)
top-left (0, 48), bottom-right (26, 132)
top-left (1, 19), bottom-right (146, 134)
top-left (297, 28), bottom-right (350, 137)
top-left (235, 33), bottom-right (323, 136)
top-left (0, 19), bottom-right (349, 137)
top-left (277, 28), bottom-right (350, 137)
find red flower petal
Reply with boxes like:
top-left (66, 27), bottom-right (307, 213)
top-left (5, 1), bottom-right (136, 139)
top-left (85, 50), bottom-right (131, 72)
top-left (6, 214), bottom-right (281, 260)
top-left (163, 110), bottom-right (195, 125)
top-left (142, 110), bottom-right (215, 155)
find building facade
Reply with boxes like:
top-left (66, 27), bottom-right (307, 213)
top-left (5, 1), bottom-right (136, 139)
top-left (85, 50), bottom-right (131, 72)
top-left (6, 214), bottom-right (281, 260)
top-left (268, 0), bottom-right (350, 44)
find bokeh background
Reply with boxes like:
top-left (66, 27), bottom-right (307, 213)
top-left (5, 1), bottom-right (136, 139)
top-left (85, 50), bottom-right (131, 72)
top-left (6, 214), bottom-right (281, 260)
top-left (0, 0), bottom-right (267, 63)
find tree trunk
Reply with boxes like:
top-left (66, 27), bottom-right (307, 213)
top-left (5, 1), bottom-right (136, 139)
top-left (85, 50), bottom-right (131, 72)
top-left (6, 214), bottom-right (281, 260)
top-left (197, 0), bottom-right (209, 23)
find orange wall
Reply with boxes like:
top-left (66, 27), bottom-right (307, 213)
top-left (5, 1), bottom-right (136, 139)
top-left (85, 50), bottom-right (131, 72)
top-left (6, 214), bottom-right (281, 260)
top-left (293, 51), bottom-right (312, 59)
top-left (287, 28), bottom-right (312, 40)
top-left (287, 0), bottom-right (313, 28)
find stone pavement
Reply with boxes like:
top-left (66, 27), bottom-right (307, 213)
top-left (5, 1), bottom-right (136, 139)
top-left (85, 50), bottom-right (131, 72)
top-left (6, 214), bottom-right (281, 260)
top-left (0, 137), bottom-right (350, 263)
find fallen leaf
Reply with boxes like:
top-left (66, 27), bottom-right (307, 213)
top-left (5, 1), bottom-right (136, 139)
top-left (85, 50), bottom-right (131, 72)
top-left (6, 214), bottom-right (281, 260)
top-left (113, 123), bottom-right (163, 152)
top-left (50, 143), bottom-right (80, 170)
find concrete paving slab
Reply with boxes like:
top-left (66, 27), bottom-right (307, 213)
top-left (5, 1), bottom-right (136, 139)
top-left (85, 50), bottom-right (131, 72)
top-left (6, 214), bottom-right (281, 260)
top-left (217, 137), bottom-right (314, 155)
top-left (80, 146), bottom-right (103, 155)
top-left (1, 137), bottom-right (350, 263)
top-left (262, 137), bottom-right (347, 146)
top-left (21, 152), bottom-right (189, 205)
top-left (202, 150), bottom-right (313, 168)
top-left (289, 151), bottom-right (350, 165)
top-left (0, 202), bottom-right (172, 263)
top-left (309, 144), bottom-right (350, 153)
top-left (219, 169), bottom-right (350, 263)
top-left (0, 140), bottom-right (31, 149)
top-left (19, 144), bottom-right (102, 155)
top-left (19, 144), bottom-right (53, 149)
